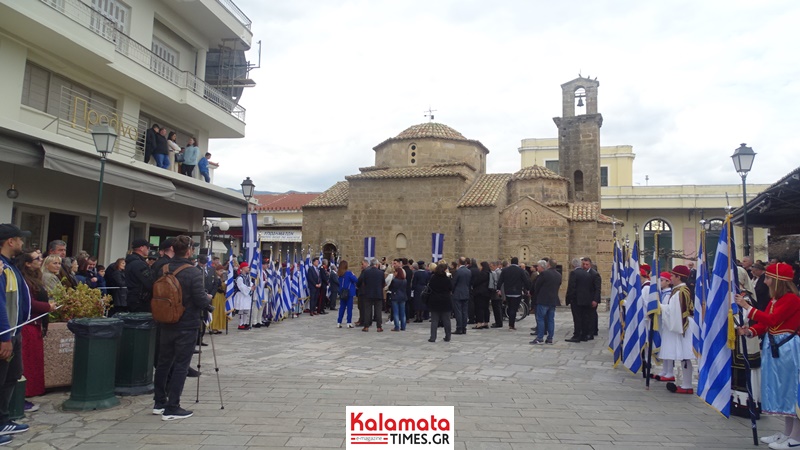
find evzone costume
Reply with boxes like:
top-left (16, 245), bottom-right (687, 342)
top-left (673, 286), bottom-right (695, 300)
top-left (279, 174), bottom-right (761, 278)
top-left (660, 265), bottom-right (695, 394)
top-left (234, 262), bottom-right (253, 329)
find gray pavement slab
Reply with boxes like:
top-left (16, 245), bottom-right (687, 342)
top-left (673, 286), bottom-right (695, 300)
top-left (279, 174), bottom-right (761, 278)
top-left (13, 307), bottom-right (778, 448)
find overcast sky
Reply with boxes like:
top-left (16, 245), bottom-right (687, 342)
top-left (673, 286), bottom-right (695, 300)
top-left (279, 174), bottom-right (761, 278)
top-left (209, 0), bottom-right (799, 194)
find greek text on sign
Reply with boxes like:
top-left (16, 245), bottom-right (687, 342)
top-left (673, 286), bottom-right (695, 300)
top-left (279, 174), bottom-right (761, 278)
top-left (346, 406), bottom-right (454, 449)
top-left (258, 230), bottom-right (302, 242)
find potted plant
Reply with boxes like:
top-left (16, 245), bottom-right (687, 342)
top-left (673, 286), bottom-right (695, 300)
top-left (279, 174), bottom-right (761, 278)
top-left (43, 283), bottom-right (110, 388)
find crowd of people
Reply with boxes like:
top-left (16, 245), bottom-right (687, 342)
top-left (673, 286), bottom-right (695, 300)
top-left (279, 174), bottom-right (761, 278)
top-left (142, 123), bottom-right (212, 182)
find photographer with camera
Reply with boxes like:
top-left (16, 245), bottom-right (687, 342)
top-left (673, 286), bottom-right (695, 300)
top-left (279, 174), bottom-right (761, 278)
top-left (152, 235), bottom-right (211, 421)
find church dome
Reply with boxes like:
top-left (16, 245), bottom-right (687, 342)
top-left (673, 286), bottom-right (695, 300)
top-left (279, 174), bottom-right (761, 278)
top-left (394, 122), bottom-right (468, 141)
top-left (511, 165), bottom-right (567, 181)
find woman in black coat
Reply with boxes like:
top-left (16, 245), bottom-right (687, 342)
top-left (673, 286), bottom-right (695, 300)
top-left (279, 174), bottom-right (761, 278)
top-left (427, 262), bottom-right (453, 342)
top-left (471, 261), bottom-right (491, 329)
top-left (412, 263), bottom-right (431, 322)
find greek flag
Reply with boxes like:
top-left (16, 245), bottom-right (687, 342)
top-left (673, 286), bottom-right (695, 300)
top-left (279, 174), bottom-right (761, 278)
top-left (364, 237), bottom-right (375, 261)
top-left (622, 241), bottom-right (646, 374)
top-left (242, 212), bottom-right (259, 268)
top-left (694, 240), bottom-right (709, 357)
top-left (251, 254), bottom-right (264, 310)
top-left (608, 241), bottom-right (624, 367)
top-left (697, 218), bottom-right (735, 417)
top-left (224, 249), bottom-right (235, 313)
top-left (645, 248), bottom-right (662, 358)
top-left (432, 232), bottom-right (444, 263)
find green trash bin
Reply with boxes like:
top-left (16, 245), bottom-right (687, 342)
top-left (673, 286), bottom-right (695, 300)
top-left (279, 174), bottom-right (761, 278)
top-left (114, 313), bottom-right (156, 396)
top-left (8, 377), bottom-right (26, 421)
top-left (63, 317), bottom-right (123, 411)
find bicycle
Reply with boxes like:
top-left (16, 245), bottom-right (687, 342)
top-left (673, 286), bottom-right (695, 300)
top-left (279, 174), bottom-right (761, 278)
top-left (502, 298), bottom-right (529, 322)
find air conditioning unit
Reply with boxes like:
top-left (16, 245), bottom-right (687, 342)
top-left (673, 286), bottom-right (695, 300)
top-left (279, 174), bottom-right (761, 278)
top-left (263, 216), bottom-right (275, 225)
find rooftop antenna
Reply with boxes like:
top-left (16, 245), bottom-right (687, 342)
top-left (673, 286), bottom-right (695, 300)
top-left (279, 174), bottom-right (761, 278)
top-left (424, 107), bottom-right (437, 122)
top-left (645, 175), bottom-right (649, 186)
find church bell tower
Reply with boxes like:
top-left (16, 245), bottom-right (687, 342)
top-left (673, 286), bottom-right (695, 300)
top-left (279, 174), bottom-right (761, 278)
top-left (553, 77), bottom-right (603, 203)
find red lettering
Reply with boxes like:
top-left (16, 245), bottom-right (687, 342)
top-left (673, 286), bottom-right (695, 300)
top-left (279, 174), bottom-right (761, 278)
top-left (417, 418), bottom-right (429, 431)
top-left (385, 418), bottom-right (396, 431)
top-left (438, 418), bottom-right (450, 431)
top-left (366, 418), bottom-right (377, 431)
top-left (351, 412), bottom-right (364, 431)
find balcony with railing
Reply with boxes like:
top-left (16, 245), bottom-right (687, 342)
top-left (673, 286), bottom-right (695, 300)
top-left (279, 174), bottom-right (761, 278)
top-left (39, 0), bottom-right (246, 123)
top-left (217, 0), bottom-right (252, 30)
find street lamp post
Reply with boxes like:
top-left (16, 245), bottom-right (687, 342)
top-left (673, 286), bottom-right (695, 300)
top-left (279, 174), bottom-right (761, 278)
top-left (91, 124), bottom-right (117, 258)
top-left (731, 143), bottom-right (756, 257)
top-left (240, 177), bottom-right (255, 329)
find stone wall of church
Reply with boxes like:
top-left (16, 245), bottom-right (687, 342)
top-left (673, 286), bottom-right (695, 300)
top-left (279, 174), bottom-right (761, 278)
top-left (459, 206), bottom-right (501, 263)
top-left (374, 140), bottom-right (485, 178)
top-left (507, 178), bottom-right (569, 204)
top-left (556, 115), bottom-right (602, 203)
top-left (568, 221), bottom-right (614, 298)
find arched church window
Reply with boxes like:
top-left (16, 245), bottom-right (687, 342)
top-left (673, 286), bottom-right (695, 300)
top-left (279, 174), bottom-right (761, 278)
top-left (520, 245), bottom-right (529, 263)
top-left (408, 143), bottom-right (417, 165)
top-left (395, 233), bottom-right (407, 250)
top-left (522, 209), bottom-right (532, 226)
top-left (643, 219), bottom-right (673, 270)
top-left (574, 170), bottom-right (584, 192)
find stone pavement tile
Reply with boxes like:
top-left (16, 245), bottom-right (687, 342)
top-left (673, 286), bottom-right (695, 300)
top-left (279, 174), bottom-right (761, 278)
top-left (284, 436), bottom-right (344, 448)
top-left (463, 442), bottom-right (513, 449)
top-left (85, 433), bottom-right (143, 444)
top-left (73, 445), bottom-right (143, 450)
top-left (138, 445), bottom-right (201, 450)
top-left (199, 434), bottom-right (253, 446)
top-left (139, 434), bottom-right (207, 445)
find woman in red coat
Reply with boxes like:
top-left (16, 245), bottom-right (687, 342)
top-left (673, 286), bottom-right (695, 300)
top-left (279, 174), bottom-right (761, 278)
top-left (16, 250), bottom-right (56, 412)
top-left (736, 262), bottom-right (800, 449)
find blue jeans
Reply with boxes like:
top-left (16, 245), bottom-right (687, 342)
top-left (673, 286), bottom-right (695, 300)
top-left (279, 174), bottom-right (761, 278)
top-left (337, 295), bottom-right (353, 324)
top-left (536, 304), bottom-right (556, 341)
top-left (392, 301), bottom-right (406, 330)
top-left (154, 153), bottom-right (170, 169)
top-left (200, 171), bottom-right (210, 182)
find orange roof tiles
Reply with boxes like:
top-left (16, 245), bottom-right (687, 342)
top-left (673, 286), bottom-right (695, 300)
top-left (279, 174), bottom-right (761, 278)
top-left (458, 174), bottom-right (511, 207)
top-left (304, 182), bottom-right (349, 208)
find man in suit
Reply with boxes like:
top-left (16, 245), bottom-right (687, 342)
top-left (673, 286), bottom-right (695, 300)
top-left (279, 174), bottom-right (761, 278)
top-left (306, 257), bottom-right (321, 316)
top-left (750, 262), bottom-right (770, 312)
top-left (530, 259), bottom-right (562, 344)
top-left (144, 123), bottom-right (159, 164)
top-left (565, 257), bottom-right (601, 342)
top-left (357, 259), bottom-right (385, 332)
top-left (496, 257), bottom-right (530, 331)
top-left (452, 257), bottom-right (472, 335)
top-left (467, 258), bottom-right (480, 325)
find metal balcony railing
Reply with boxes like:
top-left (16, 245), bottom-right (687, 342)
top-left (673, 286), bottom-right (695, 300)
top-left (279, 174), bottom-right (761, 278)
top-left (39, 0), bottom-right (246, 123)
top-left (216, 0), bottom-right (252, 30)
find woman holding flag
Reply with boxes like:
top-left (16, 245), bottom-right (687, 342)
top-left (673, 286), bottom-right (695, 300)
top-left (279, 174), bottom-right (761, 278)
top-left (736, 262), bottom-right (800, 449)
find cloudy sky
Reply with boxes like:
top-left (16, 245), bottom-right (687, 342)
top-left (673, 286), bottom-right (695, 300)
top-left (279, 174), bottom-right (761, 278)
top-left (210, 0), bottom-right (799, 193)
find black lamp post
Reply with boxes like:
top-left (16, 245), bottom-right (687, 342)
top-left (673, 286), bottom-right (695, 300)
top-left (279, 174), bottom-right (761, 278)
top-left (731, 143), bottom-right (756, 256)
top-left (240, 176), bottom-right (255, 255)
top-left (91, 123), bottom-right (117, 258)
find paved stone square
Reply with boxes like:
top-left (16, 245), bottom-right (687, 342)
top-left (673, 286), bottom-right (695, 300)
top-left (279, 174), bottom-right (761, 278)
top-left (14, 307), bottom-right (778, 449)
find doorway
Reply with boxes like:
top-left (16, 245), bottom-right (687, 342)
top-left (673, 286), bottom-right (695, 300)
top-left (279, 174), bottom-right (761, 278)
top-left (47, 212), bottom-right (77, 256)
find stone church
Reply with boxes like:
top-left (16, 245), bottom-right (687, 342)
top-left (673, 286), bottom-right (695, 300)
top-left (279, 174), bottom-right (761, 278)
top-left (303, 77), bottom-right (616, 295)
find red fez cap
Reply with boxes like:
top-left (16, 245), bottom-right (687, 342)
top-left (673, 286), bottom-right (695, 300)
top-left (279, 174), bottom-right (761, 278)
top-left (671, 265), bottom-right (691, 278)
top-left (639, 268), bottom-right (648, 277)
top-left (766, 262), bottom-right (794, 282)
top-left (239, 261), bottom-right (248, 269)
top-left (660, 271), bottom-right (672, 281)
top-left (641, 263), bottom-right (651, 274)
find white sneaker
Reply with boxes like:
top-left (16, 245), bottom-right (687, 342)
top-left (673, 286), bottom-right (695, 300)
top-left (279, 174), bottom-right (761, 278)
top-left (347, 323), bottom-right (354, 328)
top-left (762, 433), bottom-right (788, 444)
top-left (337, 323), bottom-right (342, 328)
top-left (769, 438), bottom-right (800, 450)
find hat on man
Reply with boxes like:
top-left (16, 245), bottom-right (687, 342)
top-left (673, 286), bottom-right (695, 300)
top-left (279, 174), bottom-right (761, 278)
top-left (239, 261), bottom-right (248, 269)
top-left (752, 262), bottom-right (766, 271)
top-left (766, 262), bottom-right (794, 281)
top-left (0, 224), bottom-right (31, 241)
top-left (147, 250), bottom-right (158, 260)
top-left (131, 238), bottom-right (150, 249)
top-left (639, 267), bottom-right (649, 278)
top-left (159, 238), bottom-right (176, 251)
top-left (671, 265), bottom-right (691, 278)
top-left (659, 271), bottom-right (672, 281)
top-left (640, 263), bottom-right (651, 275)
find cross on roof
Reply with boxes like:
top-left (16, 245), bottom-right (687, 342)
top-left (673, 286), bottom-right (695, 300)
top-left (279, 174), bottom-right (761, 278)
top-left (424, 107), bottom-right (437, 121)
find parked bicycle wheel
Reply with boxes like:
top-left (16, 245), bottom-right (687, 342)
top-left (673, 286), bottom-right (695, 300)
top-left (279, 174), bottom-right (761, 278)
top-left (505, 300), bottom-right (528, 322)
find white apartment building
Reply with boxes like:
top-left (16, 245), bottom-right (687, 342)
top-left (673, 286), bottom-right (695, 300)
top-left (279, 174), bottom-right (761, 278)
top-left (0, 0), bottom-right (255, 264)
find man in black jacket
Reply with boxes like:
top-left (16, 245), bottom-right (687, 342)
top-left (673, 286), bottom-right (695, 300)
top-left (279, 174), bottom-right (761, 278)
top-left (153, 235), bottom-right (211, 421)
top-left (495, 257), bottom-right (530, 331)
top-left (144, 123), bottom-right (159, 164)
top-left (565, 257), bottom-right (601, 342)
top-left (357, 259), bottom-right (385, 332)
top-left (125, 239), bottom-right (154, 312)
top-left (530, 259), bottom-right (562, 344)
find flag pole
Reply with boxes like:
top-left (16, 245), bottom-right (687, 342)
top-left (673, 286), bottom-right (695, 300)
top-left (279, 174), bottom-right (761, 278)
top-left (645, 231), bottom-right (659, 388)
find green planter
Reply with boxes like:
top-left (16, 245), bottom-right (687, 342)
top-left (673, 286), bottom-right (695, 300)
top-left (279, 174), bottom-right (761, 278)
top-left (114, 313), bottom-right (156, 396)
top-left (62, 318), bottom-right (123, 411)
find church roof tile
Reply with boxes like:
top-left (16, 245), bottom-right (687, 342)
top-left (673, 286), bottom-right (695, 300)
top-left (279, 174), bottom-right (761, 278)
top-left (458, 174), bottom-right (512, 208)
top-left (346, 167), bottom-right (465, 180)
top-left (372, 122), bottom-right (490, 153)
top-left (304, 181), bottom-right (349, 208)
top-left (570, 202), bottom-right (616, 223)
top-left (511, 165), bottom-right (567, 181)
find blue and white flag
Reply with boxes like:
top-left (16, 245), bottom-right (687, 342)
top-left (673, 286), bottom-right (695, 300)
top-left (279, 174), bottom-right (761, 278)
top-left (364, 237), bottom-right (376, 261)
top-left (251, 253), bottom-right (264, 310)
top-left (622, 240), bottom-right (646, 374)
top-left (608, 241), bottom-right (624, 367)
top-left (242, 213), bottom-right (259, 269)
top-left (646, 247), bottom-right (662, 356)
top-left (693, 239), bottom-right (709, 357)
top-left (224, 248), bottom-right (235, 314)
top-left (432, 232), bottom-right (444, 263)
top-left (697, 217), bottom-right (735, 417)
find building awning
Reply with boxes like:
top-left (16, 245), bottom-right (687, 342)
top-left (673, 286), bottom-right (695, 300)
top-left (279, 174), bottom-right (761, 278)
top-left (731, 165), bottom-right (800, 235)
top-left (173, 184), bottom-right (245, 217)
top-left (0, 134), bottom-right (42, 167)
top-left (41, 143), bottom-right (175, 198)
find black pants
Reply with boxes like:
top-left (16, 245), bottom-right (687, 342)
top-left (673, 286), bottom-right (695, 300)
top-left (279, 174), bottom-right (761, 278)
top-left (0, 335), bottom-right (22, 423)
top-left (181, 164), bottom-right (195, 177)
top-left (571, 304), bottom-right (592, 338)
top-left (468, 294), bottom-right (476, 323)
top-left (491, 295), bottom-right (504, 327)
top-left (474, 294), bottom-right (490, 323)
top-left (590, 305), bottom-right (598, 335)
top-left (506, 296), bottom-right (522, 328)
top-left (365, 298), bottom-right (382, 328)
top-left (154, 328), bottom-right (196, 409)
top-left (429, 311), bottom-right (451, 340)
top-left (309, 289), bottom-right (318, 312)
top-left (357, 296), bottom-right (365, 324)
